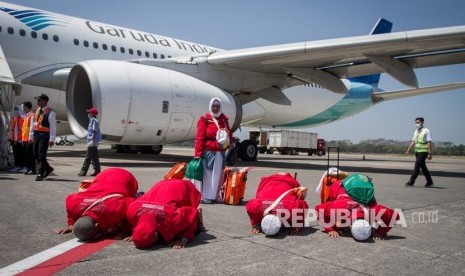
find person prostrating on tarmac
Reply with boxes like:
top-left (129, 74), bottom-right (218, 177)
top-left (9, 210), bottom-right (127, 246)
top-left (55, 168), bottom-right (138, 241)
top-left (125, 178), bottom-right (204, 249)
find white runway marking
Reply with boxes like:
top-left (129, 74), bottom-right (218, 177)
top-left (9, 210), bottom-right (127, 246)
top-left (0, 238), bottom-right (81, 276)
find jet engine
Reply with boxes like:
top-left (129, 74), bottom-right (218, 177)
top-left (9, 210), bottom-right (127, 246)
top-left (66, 60), bottom-right (242, 145)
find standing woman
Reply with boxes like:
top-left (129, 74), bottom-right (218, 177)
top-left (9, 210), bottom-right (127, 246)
top-left (194, 98), bottom-right (233, 204)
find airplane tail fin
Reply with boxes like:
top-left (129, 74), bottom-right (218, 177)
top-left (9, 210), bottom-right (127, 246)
top-left (349, 18), bottom-right (393, 87)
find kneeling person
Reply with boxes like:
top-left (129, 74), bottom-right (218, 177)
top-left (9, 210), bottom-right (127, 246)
top-left (55, 168), bottom-right (139, 241)
top-left (126, 179), bottom-right (203, 249)
top-left (315, 174), bottom-right (399, 240)
top-left (246, 173), bottom-right (309, 236)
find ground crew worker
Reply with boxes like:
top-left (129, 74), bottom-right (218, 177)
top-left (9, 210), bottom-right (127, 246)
top-left (125, 179), bottom-right (203, 249)
top-left (78, 107), bottom-right (101, 177)
top-left (32, 94), bottom-right (56, 181)
top-left (55, 168), bottom-right (138, 241)
top-left (404, 117), bottom-right (434, 187)
top-left (246, 173), bottom-right (309, 236)
top-left (8, 105), bottom-right (25, 172)
top-left (21, 101), bottom-right (36, 175)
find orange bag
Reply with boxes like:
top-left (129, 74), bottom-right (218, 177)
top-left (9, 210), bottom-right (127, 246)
top-left (319, 171), bottom-right (349, 203)
top-left (79, 179), bottom-right (94, 192)
top-left (222, 167), bottom-right (251, 205)
top-left (164, 162), bottom-right (187, 180)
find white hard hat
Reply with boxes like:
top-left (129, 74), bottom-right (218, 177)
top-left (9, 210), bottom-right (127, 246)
top-left (261, 214), bottom-right (282, 236)
top-left (351, 219), bottom-right (372, 241)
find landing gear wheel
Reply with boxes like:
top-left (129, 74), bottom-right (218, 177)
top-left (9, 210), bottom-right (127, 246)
top-left (238, 140), bottom-right (258, 161)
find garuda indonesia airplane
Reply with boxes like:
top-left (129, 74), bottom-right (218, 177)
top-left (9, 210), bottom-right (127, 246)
top-left (1, 2), bottom-right (465, 160)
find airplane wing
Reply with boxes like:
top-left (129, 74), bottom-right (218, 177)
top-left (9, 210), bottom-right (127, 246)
top-left (206, 25), bottom-right (465, 93)
top-left (372, 82), bottom-right (465, 102)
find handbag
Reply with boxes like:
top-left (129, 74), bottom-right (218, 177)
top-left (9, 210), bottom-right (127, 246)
top-left (212, 117), bottom-right (230, 150)
top-left (185, 158), bottom-right (204, 181)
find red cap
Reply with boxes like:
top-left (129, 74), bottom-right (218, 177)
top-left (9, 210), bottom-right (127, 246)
top-left (86, 107), bottom-right (98, 116)
top-left (132, 216), bottom-right (157, 248)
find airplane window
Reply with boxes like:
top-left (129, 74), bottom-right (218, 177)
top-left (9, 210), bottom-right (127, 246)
top-left (7, 27), bottom-right (13, 34)
top-left (74, 39), bottom-right (79, 46)
top-left (120, 47), bottom-right (125, 53)
top-left (161, 54), bottom-right (165, 59)
top-left (53, 35), bottom-right (59, 42)
top-left (83, 40), bottom-right (89, 47)
top-left (42, 33), bottom-right (48, 40)
top-left (153, 53), bottom-right (157, 59)
top-left (93, 42), bottom-right (98, 49)
top-left (129, 48), bottom-right (134, 55)
top-left (0, 26), bottom-right (2, 32)
top-left (102, 44), bottom-right (108, 50)
top-left (19, 29), bottom-right (26, 36)
top-left (145, 51), bottom-right (150, 57)
top-left (137, 50), bottom-right (141, 56)
top-left (31, 31), bottom-right (37, 38)
top-left (111, 45), bottom-right (116, 52)
top-left (168, 55), bottom-right (172, 58)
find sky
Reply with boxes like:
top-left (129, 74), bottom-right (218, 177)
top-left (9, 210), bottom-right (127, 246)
top-left (4, 0), bottom-right (465, 145)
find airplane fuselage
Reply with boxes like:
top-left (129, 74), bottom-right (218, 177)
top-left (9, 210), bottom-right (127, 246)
top-left (0, 2), bottom-right (376, 144)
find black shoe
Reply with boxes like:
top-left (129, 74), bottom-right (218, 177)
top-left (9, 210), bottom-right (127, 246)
top-left (44, 167), bottom-right (54, 178)
top-left (89, 171), bottom-right (100, 177)
top-left (405, 181), bottom-right (414, 187)
top-left (78, 172), bottom-right (86, 177)
top-left (424, 182), bottom-right (434, 188)
top-left (35, 175), bottom-right (43, 181)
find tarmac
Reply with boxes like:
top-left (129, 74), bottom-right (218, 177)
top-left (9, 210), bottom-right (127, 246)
top-left (1, 144), bottom-right (464, 276)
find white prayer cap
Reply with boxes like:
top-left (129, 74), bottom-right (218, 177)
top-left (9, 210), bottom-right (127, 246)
top-left (351, 219), bottom-right (372, 241)
top-left (261, 214), bottom-right (281, 236)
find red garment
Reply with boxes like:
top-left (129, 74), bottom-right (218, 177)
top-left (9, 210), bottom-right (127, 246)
top-left (127, 179), bottom-right (202, 247)
top-left (315, 181), bottom-right (398, 236)
top-left (245, 173), bottom-right (309, 229)
top-left (65, 168), bottom-right (138, 234)
top-left (194, 113), bottom-right (232, 157)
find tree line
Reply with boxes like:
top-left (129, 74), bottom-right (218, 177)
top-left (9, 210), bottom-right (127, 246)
top-left (325, 139), bottom-right (465, 156)
top-left (169, 138), bottom-right (465, 156)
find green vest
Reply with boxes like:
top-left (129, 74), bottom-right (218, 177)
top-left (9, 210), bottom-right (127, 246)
top-left (413, 128), bottom-right (429, 153)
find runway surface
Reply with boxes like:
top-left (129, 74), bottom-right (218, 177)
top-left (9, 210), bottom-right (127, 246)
top-left (1, 145), bottom-right (464, 275)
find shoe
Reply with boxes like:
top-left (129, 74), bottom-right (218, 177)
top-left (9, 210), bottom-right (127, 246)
top-left (19, 167), bottom-right (27, 173)
top-left (77, 171), bottom-right (86, 177)
top-left (35, 175), bottom-right (43, 181)
top-left (201, 199), bottom-right (212, 204)
top-left (89, 171), bottom-right (100, 177)
top-left (25, 170), bottom-right (36, 175)
top-left (44, 167), bottom-right (54, 178)
top-left (197, 223), bottom-right (206, 233)
top-left (424, 182), bottom-right (434, 188)
top-left (405, 181), bottom-right (414, 188)
top-left (9, 166), bottom-right (20, 172)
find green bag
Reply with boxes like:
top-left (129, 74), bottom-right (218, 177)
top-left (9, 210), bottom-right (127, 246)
top-left (185, 158), bottom-right (204, 181)
top-left (342, 174), bottom-right (375, 205)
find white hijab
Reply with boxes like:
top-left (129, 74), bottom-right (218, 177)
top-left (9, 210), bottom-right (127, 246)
top-left (209, 97), bottom-right (222, 118)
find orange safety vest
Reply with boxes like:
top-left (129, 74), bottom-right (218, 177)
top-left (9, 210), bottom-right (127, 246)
top-left (9, 115), bottom-right (24, 141)
top-left (34, 106), bottom-right (52, 132)
top-left (21, 112), bottom-right (34, 142)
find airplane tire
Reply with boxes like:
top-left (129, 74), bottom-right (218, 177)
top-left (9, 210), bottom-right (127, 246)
top-left (139, 145), bottom-right (163, 154)
top-left (124, 145), bottom-right (140, 154)
top-left (238, 140), bottom-right (258, 161)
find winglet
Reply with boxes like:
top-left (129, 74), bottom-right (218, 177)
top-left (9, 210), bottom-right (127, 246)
top-left (370, 18), bottom-right (393, 35)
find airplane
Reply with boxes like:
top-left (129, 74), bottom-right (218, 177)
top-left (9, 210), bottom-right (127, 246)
top-left (1, 1), bottom-right (465, 161)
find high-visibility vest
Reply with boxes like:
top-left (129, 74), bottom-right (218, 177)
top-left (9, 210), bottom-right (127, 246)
top-left (9, 115), bottom-right (23, 141)
top-left (21, 112), bottom-right (34, 142)
top-left (34, 106), bottom-right (52, 132)
top-left (413, 128), bottom-right (429, 153)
